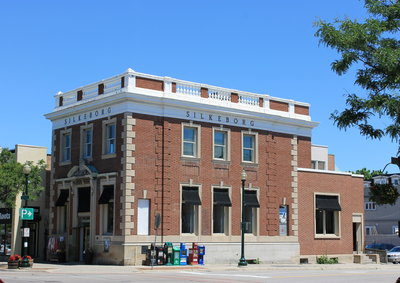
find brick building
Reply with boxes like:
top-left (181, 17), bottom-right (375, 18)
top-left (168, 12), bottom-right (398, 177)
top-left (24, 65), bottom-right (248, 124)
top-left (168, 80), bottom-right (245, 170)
top-left (44, 69), bottom-right (364, 265)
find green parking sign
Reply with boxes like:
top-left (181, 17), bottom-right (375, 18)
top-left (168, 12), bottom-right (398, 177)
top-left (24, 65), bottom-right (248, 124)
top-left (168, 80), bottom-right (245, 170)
top-left (20, 208), bottom-right (34, 220)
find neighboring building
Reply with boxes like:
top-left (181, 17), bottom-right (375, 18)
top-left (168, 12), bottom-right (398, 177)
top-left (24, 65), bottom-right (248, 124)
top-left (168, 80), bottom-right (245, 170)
top-left (364, 175), bottom-right (400, 247)
top-left (44, 69), bottom-right (364, 265)
top-left (0, 145), bottom-right (50, 261)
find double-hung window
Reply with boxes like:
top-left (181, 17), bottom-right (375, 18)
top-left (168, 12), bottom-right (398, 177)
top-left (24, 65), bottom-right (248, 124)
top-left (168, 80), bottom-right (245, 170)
top-left (99, 185), bottom-right (114, 235)
top-left (103, 119), bottom-right (116, 158)
top-left (243, 190), bottom-right (260, 234)
top-left (181, 187), bottom-right (201, 234)
top-left (60, 129), bottom-right (72, 164)
top-left (182, 125), bottom-right (200, 158)
top-left (365, 202), bottom-right (376, 210)
top-left (315, 194), bottom-right (341, 237)
top-left (213, 188), bottom-right (231, 234)
top-left (242, 132), bottom-right (257, 163)
top-left (82, 127), bottom-right (93, 159)
top-left (213, 130), bottom-right (228, 160)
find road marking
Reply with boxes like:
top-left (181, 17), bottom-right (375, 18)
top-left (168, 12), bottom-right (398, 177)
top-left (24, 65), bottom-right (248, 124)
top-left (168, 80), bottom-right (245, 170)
top-left (179, 271), bottom-right (271, 279)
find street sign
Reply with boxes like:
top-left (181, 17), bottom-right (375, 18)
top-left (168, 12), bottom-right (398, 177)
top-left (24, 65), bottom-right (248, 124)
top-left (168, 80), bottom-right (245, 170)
top-left (20, 208), bottom-right (34, 220)
top-left (21, 195), bottom-right (29, 201)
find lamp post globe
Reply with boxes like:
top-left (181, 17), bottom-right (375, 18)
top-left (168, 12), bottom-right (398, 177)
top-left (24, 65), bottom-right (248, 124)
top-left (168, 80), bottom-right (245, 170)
top-left (238, 169), bottom-right (247, 267)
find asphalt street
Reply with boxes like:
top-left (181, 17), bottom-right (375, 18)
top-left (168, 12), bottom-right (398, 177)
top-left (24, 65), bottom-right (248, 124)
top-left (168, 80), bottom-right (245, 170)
top-left (0, 263), bottom-right (400, 282)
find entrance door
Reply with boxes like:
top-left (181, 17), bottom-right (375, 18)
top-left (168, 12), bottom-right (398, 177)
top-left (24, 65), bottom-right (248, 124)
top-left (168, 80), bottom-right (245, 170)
top-left (137, 199), bottom-right (150, 235)
top-left (79, 217), bottom-right (90, 262)
top-left (352, 214), bottom-right (363, 254)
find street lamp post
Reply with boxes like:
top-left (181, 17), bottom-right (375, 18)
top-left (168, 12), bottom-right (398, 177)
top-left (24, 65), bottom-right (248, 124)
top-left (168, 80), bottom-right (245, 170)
top-left (22, 164), bottom-right (31, 257)
top-left (238, 169), bottom-right (247, 267)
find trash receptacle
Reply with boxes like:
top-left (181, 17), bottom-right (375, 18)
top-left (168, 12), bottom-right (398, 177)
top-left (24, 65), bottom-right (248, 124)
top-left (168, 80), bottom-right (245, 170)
top-left (164, 242), bottom-right (173, 265)
top-left (172, 246), bottom-right (180, 265)
top-left (198, 245), bottom-right (205, 265)
top-left (179, 243), bottom-right (187, 265)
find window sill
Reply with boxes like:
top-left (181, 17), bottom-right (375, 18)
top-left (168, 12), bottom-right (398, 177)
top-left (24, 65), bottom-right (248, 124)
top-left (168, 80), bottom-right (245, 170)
top-left (102, 153), bottom-right (116, 160)
top-left (314, 234), bottom-right (340, 239)
top-left (240, 162), bottom-right (259, 168)
top-left (59, 161), bottom-right (72, 166)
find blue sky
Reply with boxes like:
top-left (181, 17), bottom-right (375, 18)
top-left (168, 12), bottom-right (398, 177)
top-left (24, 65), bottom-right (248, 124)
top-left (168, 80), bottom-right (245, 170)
top-left (0, 0), bottom-right (398, 173)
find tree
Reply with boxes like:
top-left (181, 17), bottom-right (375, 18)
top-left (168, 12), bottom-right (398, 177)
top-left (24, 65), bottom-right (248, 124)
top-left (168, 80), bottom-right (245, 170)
top-left (0, 148), bottom-right (46, 208)
top-left (315, 0), bottom-right (400, 149)
top-left (352, 167), bottom-right (384, 179)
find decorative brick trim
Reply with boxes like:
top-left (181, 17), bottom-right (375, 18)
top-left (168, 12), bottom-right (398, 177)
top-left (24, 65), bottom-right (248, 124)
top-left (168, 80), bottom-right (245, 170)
top-left (295, 105), bottom-right (309, 115)
top-left (136, 77), bottom-right (164, 91)
top-left (270, 100), bottom-right (289, 112)
top-left (120, 113), bottom-right (136, 236)
top-left (291, 136), bottom-right (298, 236)
top-left (231, 93), bottom-right (239, 103)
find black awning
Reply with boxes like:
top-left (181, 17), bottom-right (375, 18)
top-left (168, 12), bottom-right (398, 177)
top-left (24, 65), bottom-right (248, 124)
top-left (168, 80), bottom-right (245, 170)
top-left (244, 191), bottom-right (260, 208)
top-left (316, 195), bottom-right (341, 211)
top-left (55, 190), bottom-right (69, 206)
top-left (98, 186), bottom-right (114, 204)
top-left (213, 190), bottom-right (232, 206)
top-left (182, 188), bottom-right (201, 205)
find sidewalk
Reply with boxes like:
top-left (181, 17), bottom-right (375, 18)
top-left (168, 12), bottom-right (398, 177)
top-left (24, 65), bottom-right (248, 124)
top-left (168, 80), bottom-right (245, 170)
top-left (0, 262), bottom-right (398, 273)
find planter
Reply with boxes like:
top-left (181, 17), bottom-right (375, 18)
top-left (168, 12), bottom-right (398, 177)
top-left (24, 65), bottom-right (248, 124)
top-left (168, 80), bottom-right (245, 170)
top-left (7, 261), bottom-right (19, 269)
top-left (20, 258), bottom-right (32, 268)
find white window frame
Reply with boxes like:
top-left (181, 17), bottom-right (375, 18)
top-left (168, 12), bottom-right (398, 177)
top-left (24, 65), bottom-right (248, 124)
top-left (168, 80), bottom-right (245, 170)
top-left (212, 186), bottom-right (231, 235)
top-left (80, 124), bottom-right (93, 161)
top-left (374, 178), bottom-right (388, 185)
top-left (212, 127), bottom-right (230, 161)
top-left (241, 131), bottom-right (258, 164)
top-left (102, 118), bottom-right (117, 159)
top-left (181, 123), bottom-right (201, 159)
top-left (311, 160), bottom-right (326, 170)
top-left (314, 193), bottom-right (341, 238)
top-left (180, 185), bottom-right (202, 235)
top-left (60, 128), bottom-right (72, 165)
top-left (365, 201), bottom-right (376, 210)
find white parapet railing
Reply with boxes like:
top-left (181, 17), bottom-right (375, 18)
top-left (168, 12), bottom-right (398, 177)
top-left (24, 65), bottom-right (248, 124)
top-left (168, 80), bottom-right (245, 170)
top-left (175, 83), bottom-right (201, 97)
top-left (54, 69), bottom-right (310, 120)
top-left (208, 89), bottom-right (231, 102)
top-left (239, 94), bottom-right (259, 107)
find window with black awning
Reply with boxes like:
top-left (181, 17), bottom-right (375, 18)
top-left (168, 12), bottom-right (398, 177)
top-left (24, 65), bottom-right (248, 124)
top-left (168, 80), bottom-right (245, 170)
top-left (98, 185), bottom-right (114, 204)
top-left (244, 190), bottom-right (260, 208)
top-left (78, 187), bottom-right (90, 213)
top-left (213, 189), bottom-right (232, 206)
top-left (316, 195), bottom-right (341, 211)
top-left (55, 190), bottom-right (69, 206)
top-left (182, 187), bottom-right (201, 205)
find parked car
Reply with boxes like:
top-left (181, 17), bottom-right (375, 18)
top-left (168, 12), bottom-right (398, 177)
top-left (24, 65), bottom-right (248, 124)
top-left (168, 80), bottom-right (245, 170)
top-left (365, 243), bottom-right (395, 250)
top-left (0, 244), bottom-right (11, 255)
top-left (387, 246), bottom-right (400, 264)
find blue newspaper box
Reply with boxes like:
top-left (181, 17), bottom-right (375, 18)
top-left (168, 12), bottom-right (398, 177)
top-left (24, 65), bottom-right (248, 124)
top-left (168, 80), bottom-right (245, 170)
top-left (198, 245), bottom-right (205, 265)
top-left (179, 243), bottom-right (187, 265)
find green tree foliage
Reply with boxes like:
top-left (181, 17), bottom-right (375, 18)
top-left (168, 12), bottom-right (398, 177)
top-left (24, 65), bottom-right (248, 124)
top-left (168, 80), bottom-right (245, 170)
top-left (352, 167), bottom-right (384, 179)
top-left (315, 0), bottom-right (400, 147)
top-left (0, 148), bottom-right (46, 207)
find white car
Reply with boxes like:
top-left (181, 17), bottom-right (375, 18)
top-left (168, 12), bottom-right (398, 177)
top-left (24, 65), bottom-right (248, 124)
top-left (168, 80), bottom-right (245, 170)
top-left (387, 246), bottom-right (400, 263)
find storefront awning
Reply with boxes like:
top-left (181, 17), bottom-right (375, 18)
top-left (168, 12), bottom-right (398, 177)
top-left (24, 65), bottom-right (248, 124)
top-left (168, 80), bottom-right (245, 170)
top-left (244, 191), bottom-right (260, 208)
top-left (98, 186), bottom-right (114, 204)
top-left (182, 189), bottom-right (201, 205)
top-left (55, 190), bottom-right (69, 206)
top-left (213, 190), bottom-right (232, 206)
top-left (316, 195), bottom-right (341, 211)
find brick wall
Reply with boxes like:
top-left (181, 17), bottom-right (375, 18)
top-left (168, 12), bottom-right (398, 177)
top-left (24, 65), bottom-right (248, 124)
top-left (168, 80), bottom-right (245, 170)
top-left (298, 171), bottom-right (363, 255)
